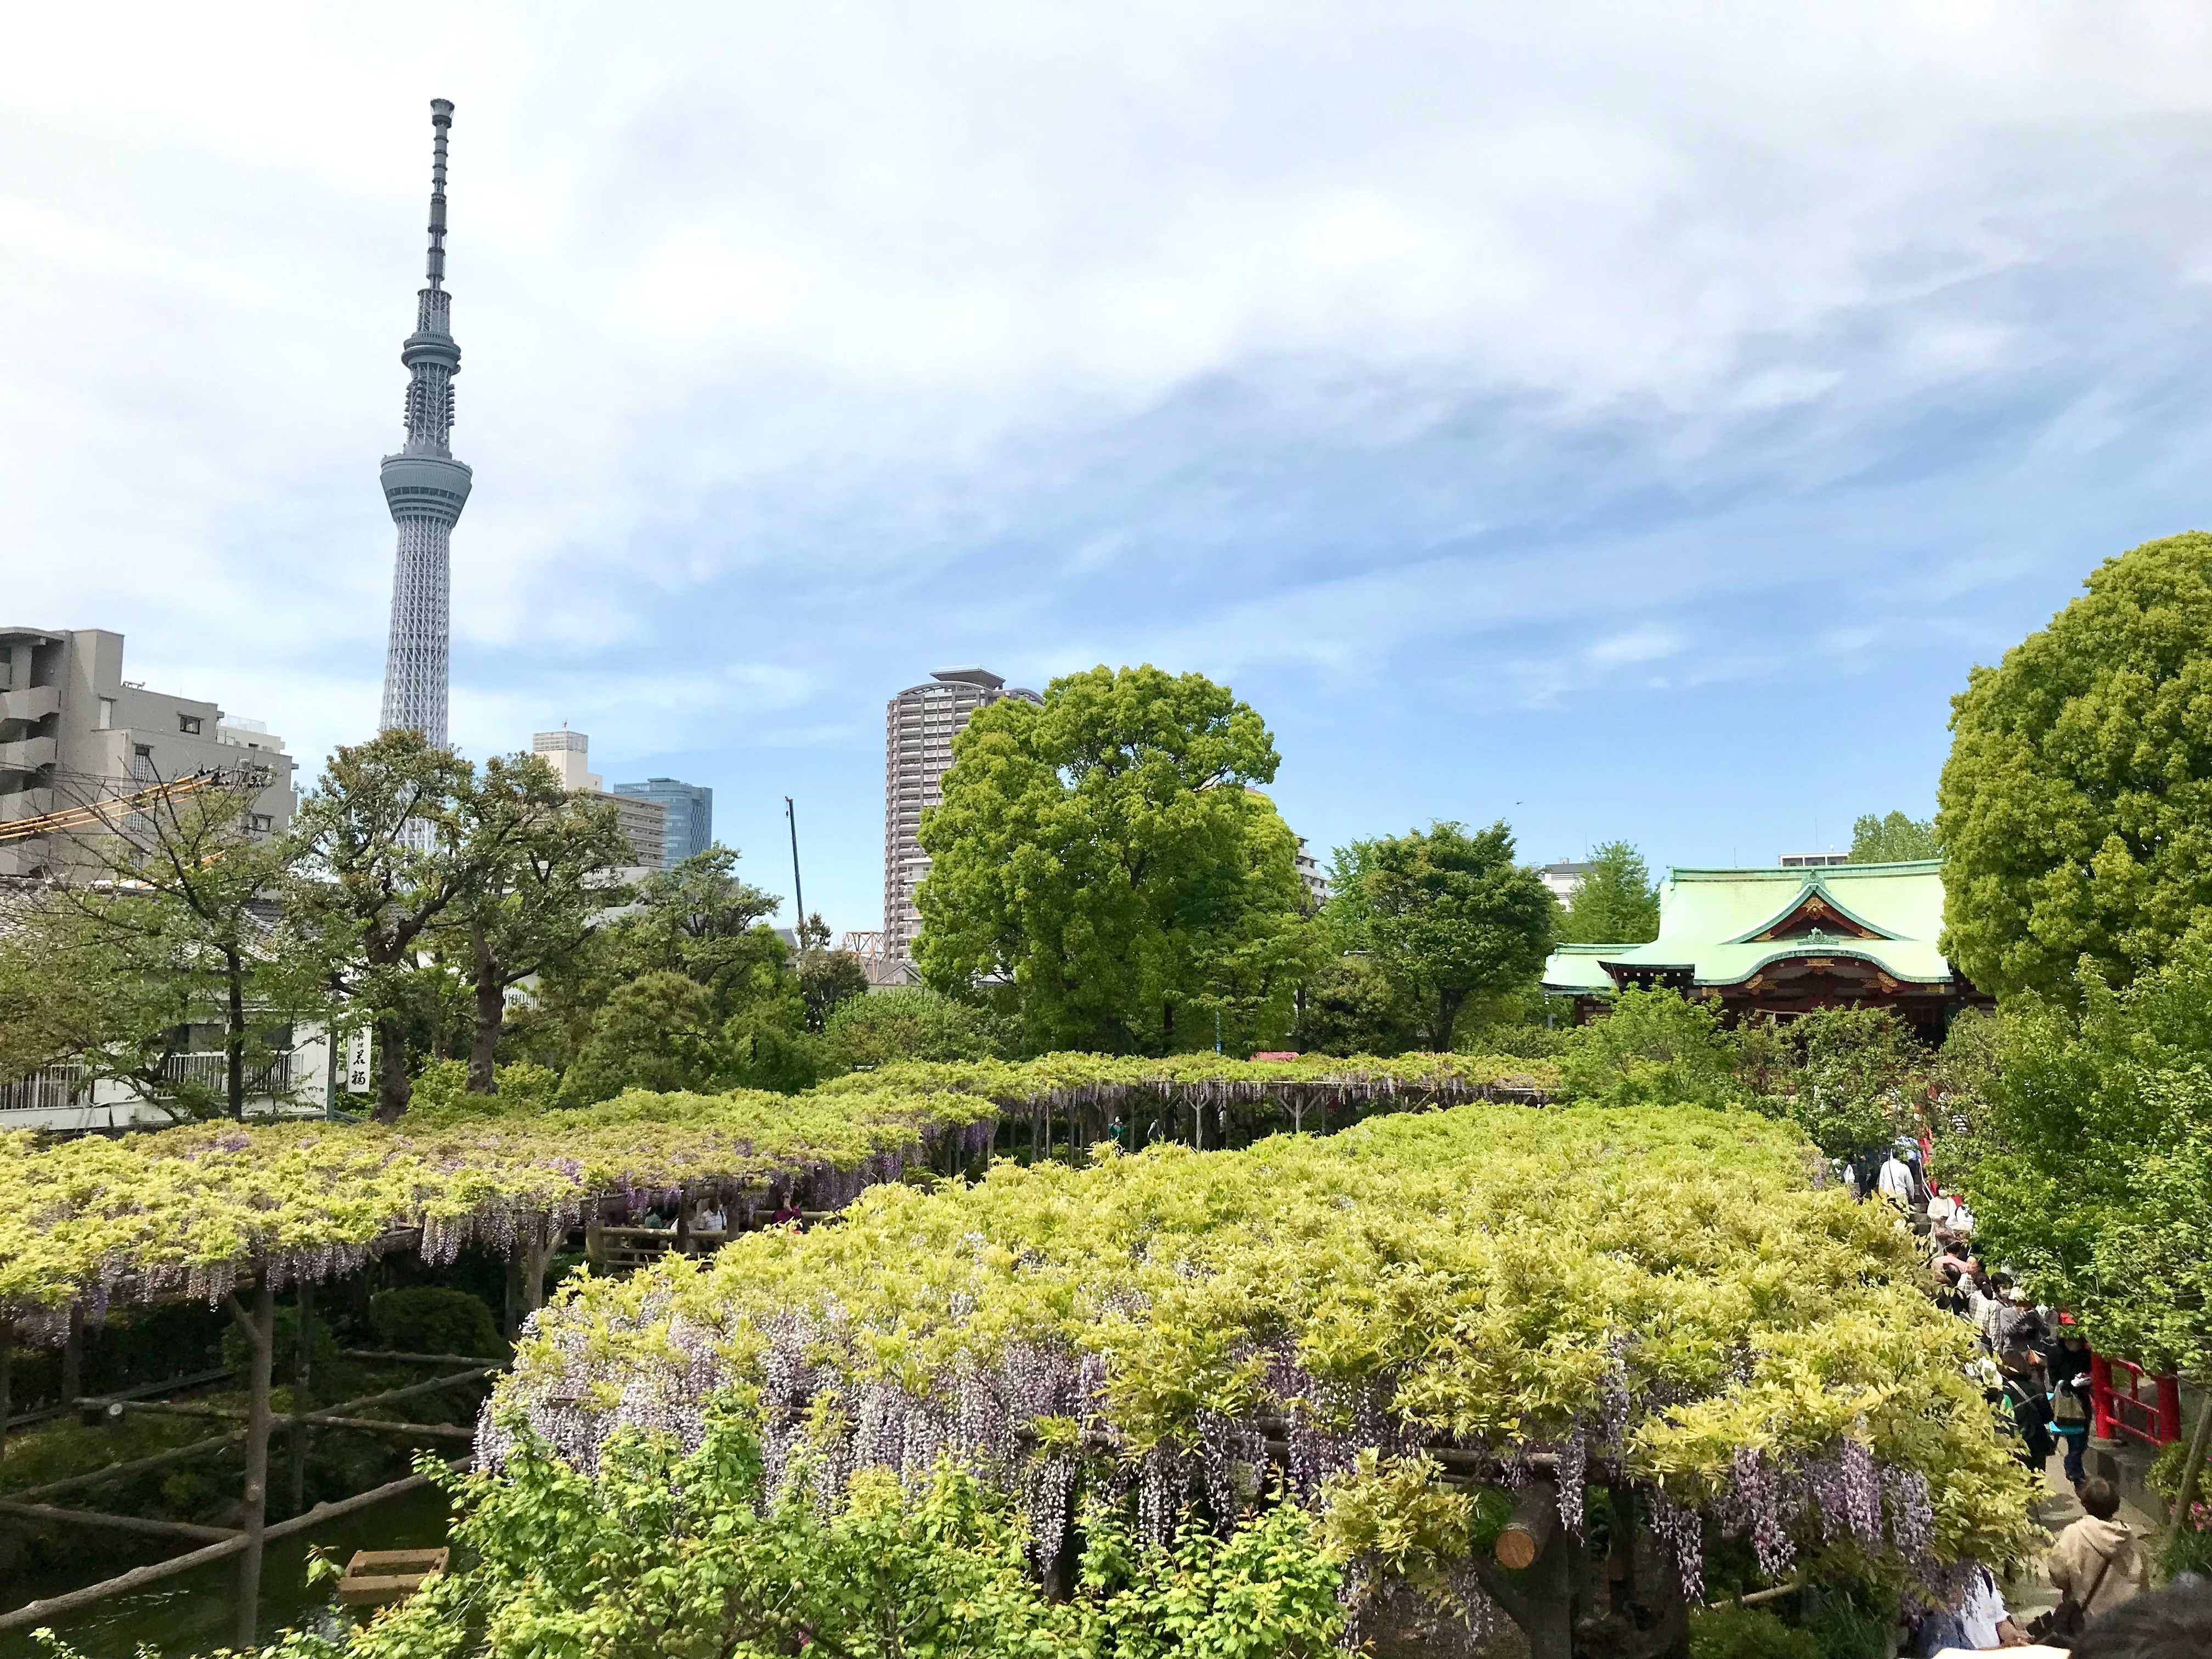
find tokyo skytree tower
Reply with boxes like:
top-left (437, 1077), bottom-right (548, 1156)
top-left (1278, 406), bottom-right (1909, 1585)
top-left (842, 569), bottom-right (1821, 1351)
top-left (377, 99), bottom-right (472, 746)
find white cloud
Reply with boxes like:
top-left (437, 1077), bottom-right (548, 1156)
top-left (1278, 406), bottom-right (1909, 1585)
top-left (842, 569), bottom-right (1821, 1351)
top-left (10, 2), bottom-right (2212, 919)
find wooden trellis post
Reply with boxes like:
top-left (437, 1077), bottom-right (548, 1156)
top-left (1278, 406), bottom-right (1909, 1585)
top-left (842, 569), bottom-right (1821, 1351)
top-left (289, 1279), bottom-right (315, 1514)
top-left (228, 1272), bottom-right (276, 1650)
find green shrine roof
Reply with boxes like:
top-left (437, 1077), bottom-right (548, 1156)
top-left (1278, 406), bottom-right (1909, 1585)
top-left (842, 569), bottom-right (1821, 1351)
top-left (1541, 859), bottom-right (1956, 996)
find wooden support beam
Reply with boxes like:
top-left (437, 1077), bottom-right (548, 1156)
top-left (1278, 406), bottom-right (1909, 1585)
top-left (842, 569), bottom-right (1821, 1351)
top-left (1494, 1487), bottom-right (1558, 1571)
top-left (0, 1463), bottom-right (463, 1637)
top-left (299, 1415), bottom-right (474, 1442)
top-left (5, 1428), bottom-right (246, 1505)
top-left (0, 1498), bottom-right (241, 1543)
top-left (338, 1348), bottom-right (496, 1367)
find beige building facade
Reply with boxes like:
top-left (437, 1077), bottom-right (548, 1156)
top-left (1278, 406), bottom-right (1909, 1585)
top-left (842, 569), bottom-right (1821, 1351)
top-left (0, 627), bottom-right (297, 878)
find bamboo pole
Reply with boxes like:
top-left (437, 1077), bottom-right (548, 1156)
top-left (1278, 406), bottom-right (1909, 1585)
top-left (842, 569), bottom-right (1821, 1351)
top-left (232, 1273), bottom-right (275, 1650)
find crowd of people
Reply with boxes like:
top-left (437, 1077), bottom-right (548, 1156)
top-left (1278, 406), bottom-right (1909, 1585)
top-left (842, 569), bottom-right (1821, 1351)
top-left (1840, 1141), bottom-right (2170, 1651)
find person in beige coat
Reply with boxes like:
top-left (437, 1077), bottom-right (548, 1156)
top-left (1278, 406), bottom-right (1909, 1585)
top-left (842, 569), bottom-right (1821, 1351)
top-left (2048, 1479), bottom-right (2152, 1623)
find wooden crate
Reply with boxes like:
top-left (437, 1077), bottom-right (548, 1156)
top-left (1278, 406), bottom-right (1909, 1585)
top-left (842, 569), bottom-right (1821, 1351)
top-left (338, 1546), bottom-right (450, 1606)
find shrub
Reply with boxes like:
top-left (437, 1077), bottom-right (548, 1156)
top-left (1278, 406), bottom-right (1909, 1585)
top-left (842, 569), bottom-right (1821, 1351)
top-left (1690, 1605), bottom-right (1822, 1659)
top-left (404, 1059), bottom-right (561, 1127)
top-left (368, 1286), bottom-right (504, 1358)
top-left (820, 988), bottom-right (1005, 1073)
top-left (1558, 986), bottom-right (1740, 1107)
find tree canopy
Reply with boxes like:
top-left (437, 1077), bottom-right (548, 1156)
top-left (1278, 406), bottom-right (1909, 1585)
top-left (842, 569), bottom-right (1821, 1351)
top-left (1849, 811), bottom-right (1939, 864)
top-left (1556, 841), bottom-right (1660, 945)
top-left (915, 665), bottom-right (1319, 1054)
top-left (1939, 531), bottom-right (2212, 1001)
top-left (1352, 821), bottom-right (1556, 1051)
top-left (1947, 942), bottom-right (2212, 1377)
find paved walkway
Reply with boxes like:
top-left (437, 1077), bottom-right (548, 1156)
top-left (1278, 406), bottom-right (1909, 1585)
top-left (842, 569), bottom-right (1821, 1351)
top-left (2002, 1456), bottom-right (2164, 1626)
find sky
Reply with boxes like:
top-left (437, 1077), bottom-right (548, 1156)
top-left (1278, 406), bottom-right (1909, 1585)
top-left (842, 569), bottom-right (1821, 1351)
top-left (10, 3), bottom-right (2212, 933)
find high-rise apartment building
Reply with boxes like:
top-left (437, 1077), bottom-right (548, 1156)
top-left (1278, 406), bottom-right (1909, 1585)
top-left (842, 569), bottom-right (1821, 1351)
top-left (379, 100), bottom-right (472, 748)
top-left (0, 627), bottom-right (296, 878)
top-left (529, 730), bottom-right (666, 873)
top-left (610, 777), bottom-right (712, 869)
top-left (883, 668), bottom-right (1040, 958)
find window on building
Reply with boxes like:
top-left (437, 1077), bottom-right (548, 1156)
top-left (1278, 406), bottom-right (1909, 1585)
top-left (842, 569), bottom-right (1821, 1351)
top-left (178, 714), bottom-right (202, 735)
top-left (249, 813), bottom-right (274, 833)
top-left (97, 697), bottom-right (115, 730)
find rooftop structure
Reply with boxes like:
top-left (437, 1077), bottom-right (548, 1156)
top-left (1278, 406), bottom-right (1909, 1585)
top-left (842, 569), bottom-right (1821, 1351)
top-left (883, 668), bottom-right (1040, 958)
top-left (378, 99), bottom-right (472, 748)
top-left (1779, 851), bottom-right (1849, 868)
top-left (609, 776), bottom-right (713, 870)
top-left (1537, 860), bottom-right (1593, 902)
top-left (0, 627), bottom-right (296, 878)
top-left (1541, 859), bottom-right (1982, 1037)
top-left (528, 730), bottom-right (665, 873)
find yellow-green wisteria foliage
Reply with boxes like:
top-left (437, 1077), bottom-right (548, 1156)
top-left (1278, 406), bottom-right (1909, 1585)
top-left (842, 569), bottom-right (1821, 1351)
top-left (0, 1052), bottom-right (1552, 1338)
top-left (493, 1101), bottom-right (2038, 1588)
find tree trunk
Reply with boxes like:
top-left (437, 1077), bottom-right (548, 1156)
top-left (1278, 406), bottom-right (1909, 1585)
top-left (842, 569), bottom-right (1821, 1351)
top-left (1, 1324), bottom-right (13, 1454)
top-left (468, 926), bottom-right (503, 1096)
top-left (1517, 1519), bottom-right (1574, 1659)
top-left (1432, 988), bottom-right (1466, 1053)
top-left (232, 1274), bottom-right (275, 1650)
top-left (373, 1012), bottom-right (412, 1123)
top-left (225, 948), bottom-right (248, 1120)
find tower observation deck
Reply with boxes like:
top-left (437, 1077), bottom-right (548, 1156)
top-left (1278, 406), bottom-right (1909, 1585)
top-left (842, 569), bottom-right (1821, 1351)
top-left (377, 98), bottom-right (472, 746)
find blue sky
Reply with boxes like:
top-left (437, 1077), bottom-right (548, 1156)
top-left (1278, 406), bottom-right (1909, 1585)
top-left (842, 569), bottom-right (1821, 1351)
top-left (10, 4), bottom-right (2212, 931)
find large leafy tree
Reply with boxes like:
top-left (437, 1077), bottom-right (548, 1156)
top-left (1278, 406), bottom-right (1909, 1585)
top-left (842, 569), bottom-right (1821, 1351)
top-left (1938, 531), bottom-right (2212, 1000)
top-left (1849, 810), bottom-right (1938, 864)
top-left (1293, 954), bottom-right (1420, 1056)
top-left (289, 731), bottom-right (535, 1122)
top-left (1355, 821), bottom-right (1555, 1051)
top-left (439, 755), bottom-right (632, 1093)
top-left (1557, 840), bottom-right (1659, 944)
top-left (916, 665), bottom-right (1320, 1054)
top-left (1955, 943), bottom-right (2212, 1381)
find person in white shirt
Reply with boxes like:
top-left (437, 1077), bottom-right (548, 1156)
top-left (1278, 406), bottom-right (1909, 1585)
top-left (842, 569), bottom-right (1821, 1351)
top-left (1877, 1150), bottom-right (1917, 1210)
top-left (693, 1199), bottom-right (727, 1235)
top-left (1953, 1564), bottom-right (2027, 1647)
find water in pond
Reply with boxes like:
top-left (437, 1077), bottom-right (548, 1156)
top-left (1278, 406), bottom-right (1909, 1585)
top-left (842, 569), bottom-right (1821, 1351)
top-left (1, 1484), bottom-right (453, 1658)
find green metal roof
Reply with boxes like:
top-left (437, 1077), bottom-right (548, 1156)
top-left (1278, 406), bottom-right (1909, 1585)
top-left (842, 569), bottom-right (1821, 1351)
top-left (1541, 860), bottom-right (1955, 994)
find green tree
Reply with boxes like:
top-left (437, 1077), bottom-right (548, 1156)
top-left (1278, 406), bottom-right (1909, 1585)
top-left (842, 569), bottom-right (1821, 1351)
top-left (916, 665), bottom-right (1319, 1053)
top-left (557, 970), bottom-right (727, 1104)
top-left (1849, 810), bottom-right (1939, 864)
top-left (439, 754), bottom-right (632, 1093)
top-left (798, 949), bottom-right (871, 1033)
top-left (820, 986), bottom-right (1006, 1072)
top-left (1938, 531), bottom-right (2212, 1001)
top-left (0, 770), bottom-right (320, 1120)
top-left (520, 847), bottom-right (792, 1073)
top-left (1293, 954), bottom-right (1419, 1056)
top-left (1558, 840), bottom-right (1660, 944)
top-left (289, 730), bottom-right (511, 1121)
top-left (1356, 821), bottom-right (1555, 1051)
top-left (1955, 941), bottom-right (2212, 1378)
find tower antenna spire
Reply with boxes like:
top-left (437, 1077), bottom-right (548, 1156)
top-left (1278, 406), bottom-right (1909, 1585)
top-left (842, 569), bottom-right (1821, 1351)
top-left (425, 98), bottom-right (453, 290)
top-left (379, 96), bottom-right (472, 752)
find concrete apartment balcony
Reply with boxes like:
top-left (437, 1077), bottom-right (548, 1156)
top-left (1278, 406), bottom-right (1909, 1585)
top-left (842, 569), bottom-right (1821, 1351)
top-left (0, 735), bottom-right (58, 773)
top-left (0, 684), bottom-right (60, 726)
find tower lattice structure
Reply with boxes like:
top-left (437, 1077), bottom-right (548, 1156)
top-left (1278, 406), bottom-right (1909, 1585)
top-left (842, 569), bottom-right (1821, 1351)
top-left (377, 98), bottom-right (472, 747)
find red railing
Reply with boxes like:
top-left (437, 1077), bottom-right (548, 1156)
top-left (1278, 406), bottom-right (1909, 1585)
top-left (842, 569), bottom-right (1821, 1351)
top-left (2090, 1353), bottom-right (2181, 1447)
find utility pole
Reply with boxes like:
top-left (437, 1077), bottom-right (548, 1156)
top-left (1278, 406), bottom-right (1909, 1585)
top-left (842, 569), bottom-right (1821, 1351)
top-left (784, 797), bottom-right (808, 957)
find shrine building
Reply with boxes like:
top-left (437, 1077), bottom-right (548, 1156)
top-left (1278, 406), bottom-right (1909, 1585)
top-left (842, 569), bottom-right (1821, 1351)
top-left (1541, 859), bottom-right (1985, 1038)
